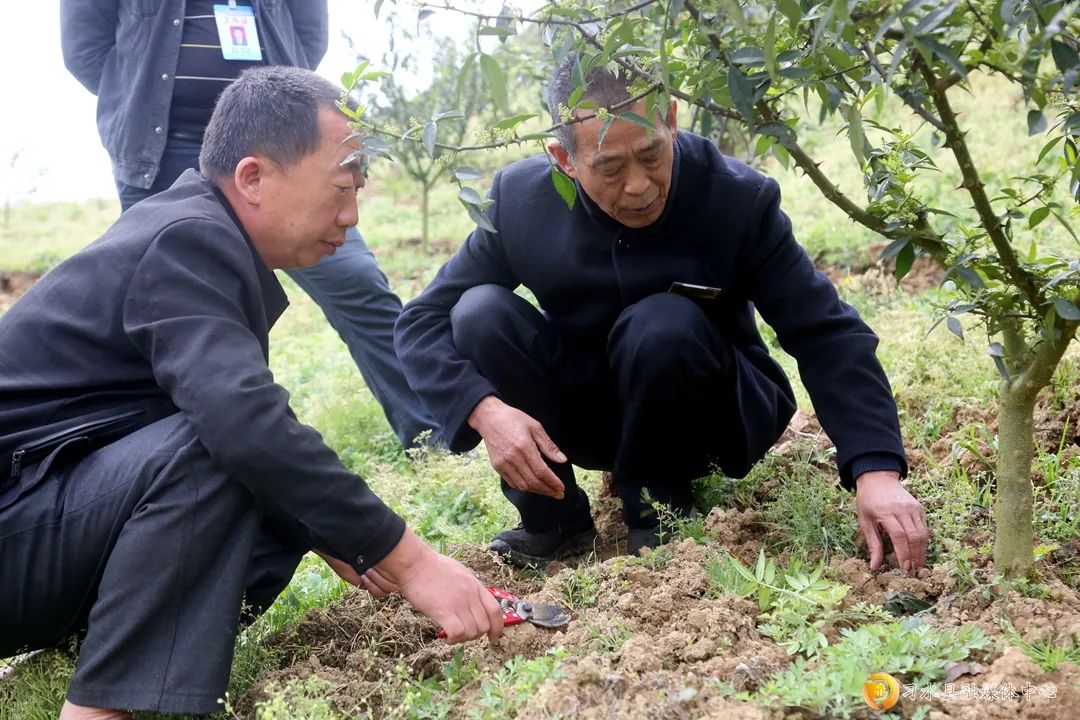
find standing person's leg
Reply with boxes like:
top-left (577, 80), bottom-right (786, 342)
top-left (115, 137), bottom-right (203, 213)
top-left (450, 284), bottom-right (604, 564)
top-left (607, 293), bottom-right (794, 536)
top-left (0, 414), bottom-right (302, 714)
top-left (285, 227), bottom-right (442, 450)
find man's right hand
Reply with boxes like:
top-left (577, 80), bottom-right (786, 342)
top-left (377, 528), bottom-right (504, 644)
top-left (467, 396), bottom-right (567, 499)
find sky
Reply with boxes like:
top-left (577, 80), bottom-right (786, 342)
top-left (0, 1), bottom-right (514, 204)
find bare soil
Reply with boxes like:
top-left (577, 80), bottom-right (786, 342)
top-left (816, 242), bottom-right (945, 297)
top-left (0, 271), bottom-right (38, 311)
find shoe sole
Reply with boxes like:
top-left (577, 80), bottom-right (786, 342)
top-left (490, 527), bottom-right (598, 568)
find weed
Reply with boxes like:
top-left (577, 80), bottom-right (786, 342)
top-left (762, 459), bottom-right (860, 562)
top-left (253, 676), bottom-right (341, 720)
top-left (584, 618), bottom-right (632, 654)
top-left (555, 565), bottom-right (600, 609)
top-left (469, 648), bottom-right (566, 720)
top-left (1001, 621), bottom-right (1080, 671)
top-left (756, 620), bottom-right (990, 718)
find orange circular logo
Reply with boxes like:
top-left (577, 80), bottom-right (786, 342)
top-left (863, 672), bottom-right (900, 711)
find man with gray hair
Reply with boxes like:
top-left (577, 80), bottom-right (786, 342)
top-left (0, 66), bottom-right (502, 720)
top-left (397, 55), bottom-right (929, 571)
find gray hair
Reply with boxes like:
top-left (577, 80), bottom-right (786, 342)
top-left (546, 54), bottom-right (634, 158)
top-left (200, 66), bottom-right (352, 181)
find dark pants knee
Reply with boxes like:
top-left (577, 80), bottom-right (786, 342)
top-left (608, 294), bottom-right (738, 524)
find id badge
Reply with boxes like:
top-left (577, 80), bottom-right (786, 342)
top-left (214, 3), bottom-right (262, 61)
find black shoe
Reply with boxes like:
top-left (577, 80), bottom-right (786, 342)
top-left (627, 525), bottom-right (663, 555)
top-left (489, 520), bottom-right (597, 567)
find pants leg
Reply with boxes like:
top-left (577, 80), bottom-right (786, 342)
top-left (115, 137), bottom-right (202, 212)
top-left (285, 228), bottom-right (443, 450)
top-left (450, 284), bottom-right (605, 532)
top-left (607, 293), bottom-right (789, 527)
top-left (0, 414), bottom-right (300, 713)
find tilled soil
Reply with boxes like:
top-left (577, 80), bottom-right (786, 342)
top-left (247, 530), bottom-right (1080, 719)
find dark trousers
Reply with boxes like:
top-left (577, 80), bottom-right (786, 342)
top-left (0, 414), bottom-right (304, 713)
top-left (450, 285), bottom-right (791, 531)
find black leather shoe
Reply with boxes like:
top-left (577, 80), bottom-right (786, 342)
top-left (627, 525), bottom-right (663, 555)
top-left (489, 520), bottom-right (597, 567)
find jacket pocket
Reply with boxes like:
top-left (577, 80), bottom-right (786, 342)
top-left (7, 409), bottom-right (146, 483)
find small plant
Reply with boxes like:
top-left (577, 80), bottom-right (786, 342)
top-left (469, 647), bottom-right (567, 720)
top-left (756, 619), bottom-right (990, 718)
top-left (584, 618), bottom-right (633, 655)
top-left (255, 676), bottom-right (341, 720)
top-left (400, 648), bottom-right (482, 720)
top-left (762, 454), bottom-right (860, 561)
top-left (555, 565), bottom-right (600, 609)
top-left (1002, 621), bottom-right (1080, 671)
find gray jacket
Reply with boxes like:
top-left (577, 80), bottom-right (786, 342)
top-left (60, 0), bottom-right (329, 188)
top-left (0, 170), bottom-right (404, 573)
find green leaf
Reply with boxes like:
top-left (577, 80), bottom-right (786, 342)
top-left (597, 115), bottom-right (615, 149)
top-left (895, 242), bottom-right (916, 280)
top-left (727, 65), bottom-right (754, 119)
top-left (732, 46), bottom-right (766, 65)
top-left (458, 186), bottom-right (485, 205)
top-left (478, 26), bottom-right (514, 40)
top-left (719, 0), bottom-right (748, 30)
top-left (1052, 39), bottom-right (1080, 76)
top-left (921, 37), bottom-right (968, 81)
top-left (467, 203), bottom-right (497, 234)
top-left (764, 17), bottom-right (778, 79)
top-left (1036, 136), bottom-right (1064, 165)
top-left (456, 53), bottom-right (478, 102)
top-left (1029, 206), bottom-right (1051, 228)
top-left (432, 111), bottom-right (464, 122)
top-left (778, 0), bottom-right (802, 25)
top-left (946, 315), bottom-right (964, 339)
top-left (880, 237), bottom-right (910, 261)
top-left (422, 122), bottom-right (437, 157)
top-left (493, 113), bottom-right (538, 131)
top-left (479, 53), bottom-right (508, 110)
top-left (1053, 296), bottom-right (1080, 320)
top-left (551, 167), bottom-right (577, 210)
top-left (1027, 110), bottom-right (1047, 136)
top-left (987, 342), bottom-right (1005, 358)
top-left (453, 166), bottom-right (484, 182)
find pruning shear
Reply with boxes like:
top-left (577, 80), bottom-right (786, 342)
top-left (437, 586), bottom-right (572, 638)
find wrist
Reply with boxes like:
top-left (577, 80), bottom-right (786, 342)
top-left (375, 528), bottom-right (430, 585)
top-left (467, 395), bottom-right (500, 433)
top-left (855, 470), bottom-right (901, 492)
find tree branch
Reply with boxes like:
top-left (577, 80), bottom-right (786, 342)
top-left (861, 43), bottom-right (946, 131)
top-left (916, 60), bottom-right (1044, 309)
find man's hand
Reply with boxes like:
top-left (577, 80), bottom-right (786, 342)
top-left (316, 551), bottom-right (399, 598)
top-left (855, 471), bottom-right (929, 573)
top-left (377, 529), bottom-right (504, 644)
top-left (467, 396), bottom-right (567, 499)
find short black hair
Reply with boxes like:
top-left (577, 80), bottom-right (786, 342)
top-left (200, 66), bottom-right (350, 181)
top-left (546, 54), bottom-right (634, 158)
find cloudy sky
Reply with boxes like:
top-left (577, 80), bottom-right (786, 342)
top-left (0, 1), bottom-right (511, 203)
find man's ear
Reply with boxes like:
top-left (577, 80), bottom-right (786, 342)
top-left (666, 99), bottom-right (679, 138)
top-left (232, 157), bottom-right (265, 205)
top-left (547, 142), bottom-right (578, 180)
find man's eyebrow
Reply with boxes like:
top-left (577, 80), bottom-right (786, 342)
top-left (591, 154), bottom-right (623, 169)
top-left (637, 139), bottom-right (664, 154)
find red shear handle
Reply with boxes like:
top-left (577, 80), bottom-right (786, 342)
top-left (436, 586), bottom-right (523, 639)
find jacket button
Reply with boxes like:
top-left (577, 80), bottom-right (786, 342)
top-left (161, 73), bottom-right (169, 81)
top-left (173, 18), bottom-right (180, 26)
top-left (143, 173), bottom-right (151, 181)
top-left (355, 555), bottom-right (364, 566)
top-left (154, 126), bottom-right (163, 135)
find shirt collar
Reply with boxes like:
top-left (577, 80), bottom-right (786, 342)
top-left (202, 172), bottom-right (290, 328)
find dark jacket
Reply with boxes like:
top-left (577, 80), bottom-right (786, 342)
top-left (60, 0), bottom-right (328, 188)
top-left (395, 133), bottom-right (907, 488)
top-left (0, 170), bottom-right (403, 572)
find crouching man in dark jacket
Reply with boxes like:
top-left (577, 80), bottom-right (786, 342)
top-left (0, 66), bottom-right (502, 720)
top-left (395, 56), bottom-right (929, 571)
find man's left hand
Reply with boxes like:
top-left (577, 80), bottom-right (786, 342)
top-left (855, 471), bottom-right (928, 573)
top-left (316, 550), bottom-right (400, 598)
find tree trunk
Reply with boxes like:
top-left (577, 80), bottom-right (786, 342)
top-left (993, 385), bottom-right (1036, 576)
top-left (422, 185), bottom-right (430, 254)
